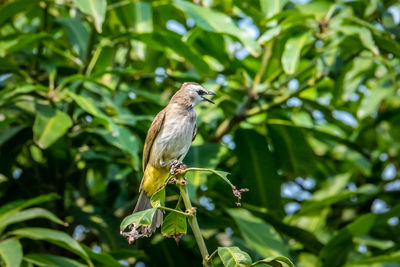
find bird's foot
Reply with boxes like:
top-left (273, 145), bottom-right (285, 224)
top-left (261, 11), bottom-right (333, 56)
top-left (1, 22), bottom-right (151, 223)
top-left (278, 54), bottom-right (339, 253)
top-left (168, 177), bottom-right (187, 185)
top-left (170, 160), bottom-right (187, 174)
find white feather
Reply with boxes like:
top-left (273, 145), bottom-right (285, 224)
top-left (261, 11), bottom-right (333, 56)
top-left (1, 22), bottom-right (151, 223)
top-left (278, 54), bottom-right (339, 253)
top-left (152, 105), bottom-right (196, 167)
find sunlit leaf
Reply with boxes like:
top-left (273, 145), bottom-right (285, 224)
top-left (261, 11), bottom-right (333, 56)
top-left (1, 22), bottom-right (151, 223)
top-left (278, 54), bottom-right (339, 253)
top-left (282, 31), bottom-right (312, 74)
top-left (0, 193), bottom-right (59, 219)
top-left (0, 239), bottom-right (22, 267)
top-left (251, 256), bottom-right (295, 267)
top-left (72, 0), bottom-right (107, 33)
top-left (0, 207), bottom-right (65, 233)
top-left (174, 0), bottom-right (261, 56)
top-left (120, 208), bottom-right (157, 231)
top-left (260, 0), bottom-right (289, 19)
top-left (33, 105), bottom-right (73, 149)
top-left (218, 246), bottom-right (252, 267)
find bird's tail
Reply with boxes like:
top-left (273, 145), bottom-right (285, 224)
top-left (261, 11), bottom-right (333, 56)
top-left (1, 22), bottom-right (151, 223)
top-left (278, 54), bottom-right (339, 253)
top-left (133, 190), bottom-right (163, 232)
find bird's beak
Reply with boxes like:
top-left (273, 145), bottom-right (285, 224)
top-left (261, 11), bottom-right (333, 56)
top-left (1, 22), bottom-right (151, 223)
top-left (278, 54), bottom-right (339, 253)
top-left (202, 91), bottom-right (216, 104)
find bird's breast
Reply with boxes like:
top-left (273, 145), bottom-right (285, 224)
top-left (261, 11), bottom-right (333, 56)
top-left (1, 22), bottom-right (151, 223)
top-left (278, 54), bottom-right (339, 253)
top-left (152, 109), bottom-right (195, 164)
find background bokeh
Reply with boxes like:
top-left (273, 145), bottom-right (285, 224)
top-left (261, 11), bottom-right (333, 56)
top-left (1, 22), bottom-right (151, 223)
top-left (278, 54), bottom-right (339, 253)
top-left (1, 0), bottom-right (400, 266)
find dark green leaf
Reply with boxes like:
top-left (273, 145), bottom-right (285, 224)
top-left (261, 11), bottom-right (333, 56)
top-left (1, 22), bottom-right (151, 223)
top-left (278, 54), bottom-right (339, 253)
top-left (24, 253), bottom-right (87, 267)
top-left (228, 209), bottom-right (290, 258)
top-left (235, 129), bottom-right (283, 215)
top-left (8, 228), bottom-right (91, 264)
top-left (82, 245), bottom-right (125, 267)
top-left (58, 18), bottom-right (90, 60)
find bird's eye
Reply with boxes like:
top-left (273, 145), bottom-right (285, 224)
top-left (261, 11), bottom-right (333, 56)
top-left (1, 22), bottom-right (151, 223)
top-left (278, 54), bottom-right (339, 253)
top-left (198, 90), bottom-right (206, 95)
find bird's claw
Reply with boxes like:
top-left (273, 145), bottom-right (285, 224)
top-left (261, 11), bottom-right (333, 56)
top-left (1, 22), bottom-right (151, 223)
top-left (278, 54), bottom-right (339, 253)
top-left (168, 177), bottom-right (187, 185)
top-left (170, 161), bottom-right (187, 174)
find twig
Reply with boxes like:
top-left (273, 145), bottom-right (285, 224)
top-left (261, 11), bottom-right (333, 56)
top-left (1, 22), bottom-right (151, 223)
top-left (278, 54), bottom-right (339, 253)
top-left (177, 175), bottom-right (213, 267)
top-left (157, 206), bottom-right (192, 217)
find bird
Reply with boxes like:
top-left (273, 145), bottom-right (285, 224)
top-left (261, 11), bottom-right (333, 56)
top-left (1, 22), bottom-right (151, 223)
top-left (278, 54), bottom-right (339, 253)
top-left (133, 82), bottom-right (216, 235)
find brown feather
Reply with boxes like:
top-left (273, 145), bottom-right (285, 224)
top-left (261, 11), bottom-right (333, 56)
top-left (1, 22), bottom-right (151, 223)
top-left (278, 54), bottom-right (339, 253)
top-left (192, 123), bottom-right (197, 142)
top-left (142, 109), bottom-right (166, 172)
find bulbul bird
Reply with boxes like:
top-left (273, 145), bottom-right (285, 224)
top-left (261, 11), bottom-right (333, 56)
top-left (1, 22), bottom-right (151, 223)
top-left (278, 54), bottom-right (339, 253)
top-left (133, 82), bottom-right (216, 234)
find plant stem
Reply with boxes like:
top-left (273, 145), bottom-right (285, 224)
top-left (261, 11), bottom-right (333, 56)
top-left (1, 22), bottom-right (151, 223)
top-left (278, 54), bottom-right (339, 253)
top-left (178, 179), bottom-right (213, 267)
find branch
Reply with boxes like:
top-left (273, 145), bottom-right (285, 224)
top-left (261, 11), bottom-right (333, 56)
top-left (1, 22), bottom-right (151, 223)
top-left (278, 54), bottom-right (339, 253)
top-left (177, 175), bottom-right (213, 267)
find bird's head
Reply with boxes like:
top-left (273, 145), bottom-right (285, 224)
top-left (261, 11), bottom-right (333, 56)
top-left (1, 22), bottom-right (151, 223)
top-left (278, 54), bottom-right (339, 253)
top-left (172, 82), bottom-right (216, 107)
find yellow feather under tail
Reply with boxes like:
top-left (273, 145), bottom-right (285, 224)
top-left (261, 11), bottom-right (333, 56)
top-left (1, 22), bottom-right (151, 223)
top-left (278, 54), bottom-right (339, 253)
top-left (142, 165), bottom-right (170, 196)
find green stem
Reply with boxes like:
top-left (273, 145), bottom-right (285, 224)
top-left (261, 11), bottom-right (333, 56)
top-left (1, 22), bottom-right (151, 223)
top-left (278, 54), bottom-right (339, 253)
top-left (157, 206), bottom-right (192, 217)
top-left (178, 179), bottom-right (213, 267)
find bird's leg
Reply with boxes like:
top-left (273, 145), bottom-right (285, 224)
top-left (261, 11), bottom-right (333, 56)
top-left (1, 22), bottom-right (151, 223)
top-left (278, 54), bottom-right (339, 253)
top-left (170, 160), bottom-right (187, 174)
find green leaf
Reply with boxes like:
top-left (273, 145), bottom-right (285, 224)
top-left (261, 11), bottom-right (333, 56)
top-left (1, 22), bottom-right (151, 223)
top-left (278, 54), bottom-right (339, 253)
top-left (161, 210), bottom-right (187, 238)
top-left (0, 0), bottom-right (39, 26)
top-left (0, 207), bottom-right (65, 233)
top-left (72, 0), bottom-right (107, 33)
top-left (0, 33), bottom-right (49, 57)
top-left (357, 80), bottom-right (394, 119)
top-left (0, 193), bottom-right (59, 219)
top-left (58, 18), bottom-right (90, 60)
top-left (174, 0), bottom-right (261, 56)
top-left (0, 125), bottom-right (25, 146)
top-left (8, 228), bottom-right (91, 264)
top-left (234, 129), bottom-right (283, 215)
top-left (218, 247), bottom-right (252, 267)
top-left (339, 26), bottom-right (379, 55)
top-left (251, 256), bottom-right (294, 267)
top-left (133, 2), bottom-right (153, 33)
top-left (228, 209), bottom-right (290, 258)
top-left (258, 25), bottom-right (281, 44)
top-left (0, 239), bottom-right (22, 267)
top-left (24, 254), bottom-right (88, 267)
top-left (282, 31), bottom-right (312, 74)
top-left (33, 105), bottom-right (73, 149)
top-left (260, 0), bottom-right (289, 18)
top-left (267, 123), bottom-right (315, 176)
top-left (347, 250), bottom-right (400, 265)
top-left (320, 205), bottom-right (400, 267)
top-left (131, 32), bottom-right (212, 75)
top-left (67, 91), bottom-right (115, 131)
top-left (150, 188), bottom-right (165, 208)
top-left (88, 125), bottom-right (140, 167)
top-left (120, 208), bottom-right (157, 231)
top-left (82, 245), bottom-right (126, 267)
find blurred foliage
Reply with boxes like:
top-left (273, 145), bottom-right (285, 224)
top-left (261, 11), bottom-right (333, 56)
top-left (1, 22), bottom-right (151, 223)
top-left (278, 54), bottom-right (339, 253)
top-left (1, 0), bottom-right (400, 266)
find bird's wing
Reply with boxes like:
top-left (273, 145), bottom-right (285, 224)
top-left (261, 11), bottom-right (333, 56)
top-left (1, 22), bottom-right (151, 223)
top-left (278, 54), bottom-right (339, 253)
top-left (192, 123), bottom-right (197, 142)
top-left (142, 109), bottom-right (166, 172)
